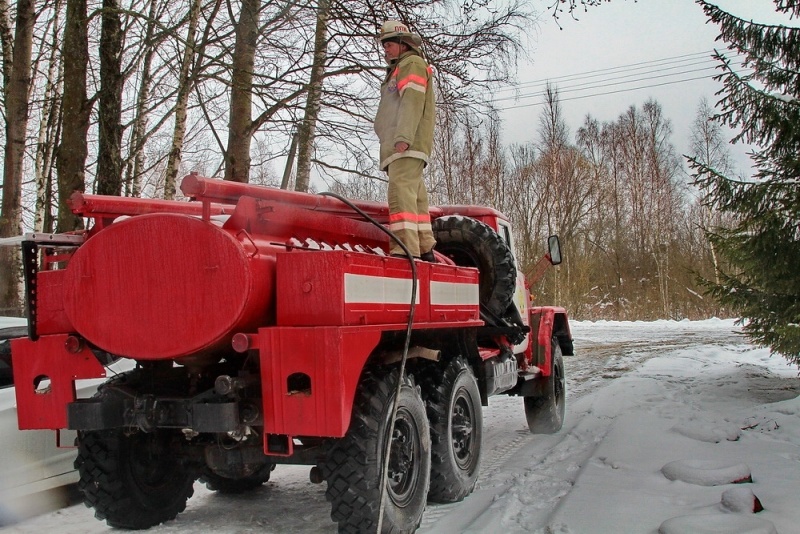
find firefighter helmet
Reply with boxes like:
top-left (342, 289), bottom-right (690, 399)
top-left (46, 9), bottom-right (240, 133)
top-left (378, 20), bottom-right (422, 52)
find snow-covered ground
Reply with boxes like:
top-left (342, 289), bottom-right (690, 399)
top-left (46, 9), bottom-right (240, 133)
top-left (3, 318), bottom-right (798, 534)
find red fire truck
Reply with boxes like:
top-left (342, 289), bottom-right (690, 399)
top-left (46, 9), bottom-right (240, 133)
top-left (5, 174), bottom-right (571, 533)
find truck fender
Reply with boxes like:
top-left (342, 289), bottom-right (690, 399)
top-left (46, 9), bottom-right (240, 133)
top-left (528, 306), bottom-right (572, 377)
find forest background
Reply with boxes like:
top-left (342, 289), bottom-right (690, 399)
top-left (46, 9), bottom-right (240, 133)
top-left (0, 0), bottom-right (750, 321)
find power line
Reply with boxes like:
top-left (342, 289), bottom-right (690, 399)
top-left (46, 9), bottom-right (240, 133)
top-left (493, 50), bottom-right (748, 110)
top-left (497, 50), bottom-right (724, 94)
top-left (499, 74), bottom-right (721, 110)
top-left (494, 60), bottom-right (738, 104)
top-left (504, 58), bottom-right (735, 97)
top-left (501, 52), bottom-right (711, 91)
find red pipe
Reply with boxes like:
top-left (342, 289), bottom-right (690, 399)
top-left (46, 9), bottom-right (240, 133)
top-left (180, 173), bottom-right (394, 219)
top-left (69, 191), bottom-right (231, 218)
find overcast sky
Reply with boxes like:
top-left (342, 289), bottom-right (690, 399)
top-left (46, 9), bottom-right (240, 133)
top-left (500, 0), bottom-right (793, 175)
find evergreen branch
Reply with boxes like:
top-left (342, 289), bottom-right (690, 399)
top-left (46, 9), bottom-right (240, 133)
top-left (711, 53), bottom-right (800, 156)
top-left (775, 0), bottom-right (800, 18)
top-left (699, 0), bottom-right (800, 73)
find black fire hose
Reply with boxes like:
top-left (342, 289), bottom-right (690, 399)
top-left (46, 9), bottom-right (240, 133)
top-left (318, 191), bottom-right (417, 533)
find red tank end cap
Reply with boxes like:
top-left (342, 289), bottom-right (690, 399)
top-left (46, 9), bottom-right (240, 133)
top-left (62, 213), bottom-right (254, 360)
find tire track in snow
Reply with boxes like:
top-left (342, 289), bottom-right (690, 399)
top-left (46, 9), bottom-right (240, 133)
top-left (420, 327), bottom-right (746, 533)
top-left (419, 394), bottom-right (614, 533)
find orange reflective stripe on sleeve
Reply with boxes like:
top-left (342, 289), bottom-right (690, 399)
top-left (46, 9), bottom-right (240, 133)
top-left (397, 72), bottom-right (428, 94)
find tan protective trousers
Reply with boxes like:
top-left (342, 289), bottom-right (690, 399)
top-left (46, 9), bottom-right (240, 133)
top-left (387, 157), bottom-right (436, 257)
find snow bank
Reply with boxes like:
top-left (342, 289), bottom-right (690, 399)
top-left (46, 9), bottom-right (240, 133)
top-left (478, 321), bottom-right (800, 534)
top-left (661, 459), bottom-right (752, 486)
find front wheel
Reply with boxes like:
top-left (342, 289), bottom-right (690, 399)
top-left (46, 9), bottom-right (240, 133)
top-left (524, 339), bottom-right (566, 434)
top-left (323, 367), bottom-right (430, 533)
top-left (75, 429), bottom-right (195, 529)
top-left (421, 357), bottom-right (482, 503)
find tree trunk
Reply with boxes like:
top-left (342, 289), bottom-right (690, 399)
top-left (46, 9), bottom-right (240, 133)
top-left (294, 0), bottom-right (329, 193)
top-left (56, 0), bottom-right (90, 232)
top-left (34, 0), bottom-right (63, 232)
top-left (126, 0), bottom-right (159, 197)
top-left (223, 0), bottom-right (259, 183)
top-left (164, 0), bottom-right (201, 198)
top-left (0, 0), bottom-right (36, 316)
top-left (96, 0), bottom-right (124, 195)
top-left (280, 130), bottom-right (299, 189)
top-left (0, 0), bottom-right (13, 88)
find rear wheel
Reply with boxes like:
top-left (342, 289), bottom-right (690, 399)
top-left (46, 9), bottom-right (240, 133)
top-left (323, 368), bottom-right (430, 533)
top-left (524, 339), bottom-right (566, 434)
top-left (421, 357), bottom-right (482, 503)
top-left (75, 429), bottom-right (194, 529)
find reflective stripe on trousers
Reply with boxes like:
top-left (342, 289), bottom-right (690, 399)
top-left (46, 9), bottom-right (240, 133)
top-left (387, 157), bottom-right (436, 257)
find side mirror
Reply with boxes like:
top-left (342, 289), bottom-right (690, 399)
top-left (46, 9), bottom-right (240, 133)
top-left (548, 235), bottom-right (562, 265)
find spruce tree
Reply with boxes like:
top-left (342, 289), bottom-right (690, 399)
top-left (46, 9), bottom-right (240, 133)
top-left (688, 0), bottom-right (800, 366)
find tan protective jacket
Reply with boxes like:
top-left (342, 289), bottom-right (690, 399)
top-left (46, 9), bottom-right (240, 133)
top-left (374, 51), bottom-right (436, 171)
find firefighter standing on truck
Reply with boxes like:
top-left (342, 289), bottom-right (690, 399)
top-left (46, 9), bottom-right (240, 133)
top-left (374, 20), bottom-right (437, 262)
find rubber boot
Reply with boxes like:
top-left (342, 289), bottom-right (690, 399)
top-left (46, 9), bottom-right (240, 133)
top-left (420, 250), bottom-right (436, 263)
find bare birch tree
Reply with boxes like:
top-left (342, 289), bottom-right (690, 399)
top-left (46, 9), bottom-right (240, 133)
top-left (0, 0), bottom-right (13, 88)
top-left (126, 0), bottom-right (162, 197)
top-left (33, 0), bottom-right (63, 233)
top-left (163, 0), bottom-right (202, 198)
top-left (0, 0), bottom-right (36, 315)
top-left (294, 0), bottom-right (329, 192)
top-left (686, 97), bottom-right (737, 291)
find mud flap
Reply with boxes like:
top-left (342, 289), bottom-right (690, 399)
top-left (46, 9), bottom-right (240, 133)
top-left (12, 334), bottom-right (106, 429)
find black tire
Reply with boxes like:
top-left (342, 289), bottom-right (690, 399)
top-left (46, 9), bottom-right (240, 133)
top-left (323, 368), bottom-right (430, 533)
top-left (200, 463), bottom-right (273, 494)
top-left (524, 339), bottom-right (566, 434)
top-left (432, 215), bottom-right (517, 317)
top-left (420, 357), bottom-right (482, 503)
top-left (75, 429), bottom-right (195, 529)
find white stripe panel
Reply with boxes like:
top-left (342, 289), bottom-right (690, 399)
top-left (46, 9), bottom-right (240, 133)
top-left (430, 281), bottom-right (479, 306)
top-left (344, 273), bottom-right (420, 304)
